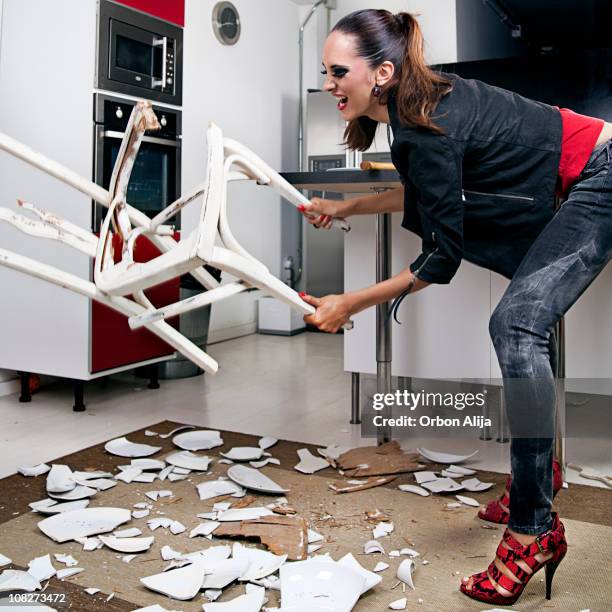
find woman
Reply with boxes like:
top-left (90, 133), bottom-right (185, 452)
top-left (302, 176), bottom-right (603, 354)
top-left (299, 8), bottom-right (612, 606)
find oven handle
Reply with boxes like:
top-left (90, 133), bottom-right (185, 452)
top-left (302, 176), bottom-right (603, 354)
top-left (152, 36), bottom-right (168, 90)
top-left (103, 130), bottom-right (179, 148)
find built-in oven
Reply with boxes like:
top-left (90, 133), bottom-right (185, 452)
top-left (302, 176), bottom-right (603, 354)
top-left (97, 0), bottom-right (183, 106)
top-left (93, 92), bottom-right (181, 231)
top-left (91, 92), bottom-right (181, 373)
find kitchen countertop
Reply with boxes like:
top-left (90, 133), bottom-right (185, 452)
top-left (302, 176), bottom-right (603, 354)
top-left (281, 169), bottom-right (402, 193)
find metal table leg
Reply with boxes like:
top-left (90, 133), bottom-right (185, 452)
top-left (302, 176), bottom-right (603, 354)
top-left (376, 212), bottom-right (392, 445)
top-left (555, 318), bottom-right (566, 475)
top-left (350, 372), bottom-right (361, 424)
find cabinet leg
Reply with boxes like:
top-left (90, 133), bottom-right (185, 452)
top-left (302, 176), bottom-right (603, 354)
top-left (148, 364), bottom-right (160, 390)
top-left (350, 372), bottom-right (361, 424)
top-left (73, 380), bottom-right (85, 412)
top-left (19, 372), bottom-right (31, 403)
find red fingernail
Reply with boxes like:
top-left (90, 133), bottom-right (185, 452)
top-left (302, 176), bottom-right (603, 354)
top-left (297, 205), bottom-right (306, 212)
top-left (299, 292), bottom-right (305, 297)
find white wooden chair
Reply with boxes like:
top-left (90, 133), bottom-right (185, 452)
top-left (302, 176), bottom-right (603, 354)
top-left (0, 101), bottom-right (350, 374)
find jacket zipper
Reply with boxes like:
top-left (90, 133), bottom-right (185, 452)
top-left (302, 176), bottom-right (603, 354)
top-left (462, 189), bottom-right (535, 203)
top-left (414, 232), bottom-right (438, 276)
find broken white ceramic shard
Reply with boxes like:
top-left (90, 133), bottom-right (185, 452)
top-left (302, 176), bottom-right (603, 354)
top-left (170, 521), bottom-right (186, 535)
top-left (232, 543), bottom-right (287, 581)
top-left (27, 554), bottom-right (56, 581)
top-left (172, 466), bottom-right (191, 475)
top-left (84, 587), bottom-right (100, 595)
top-left (0, 554), bottom-right (11, 567)
top-left (213, 502), bottom-right (232, 511)
top-left (447, 502), bottom-right (462, 509)
top-left (148, 518), bottom-right (172, 531)
top-left (200, 558), bottom-right (250, 589)
top-left (158, 465), bottom-right (174, 481)
top-left (294, 449), bottom-right (329, 474)
top-left (18, 463), bottom-right (51, 477)
top-left (122, 555), bottom-right (137, 564)
top-left (417, 448), bottom-right (478, 464)
top-left (29, 498), bottom-right (58, 512)
top-left (133, 502), bottom-right (149, 509)
top-left (130, 458), bottom-right (166, 471)
top-left (105, 437), bottom-right (161, 458)
top-left (364, 540), bottom-right (385, 554)
top-left (307, 529), bottom-right (324, 544)
top-left (165, 451), bottom-right (211, 472)
top-left (78, 478), bottom-right (117, 491)
top-left (461, 478), bottom-right (494, 492)
top-left (414, 471), bottom-right (439, 484)
top-left (159, 425), bottom-right (196, 439)
top-left (317, 445), bottom-right (351, 461)
top-left (250, 574), bottom-right (281, 590)
top-left (202, 588), bottom-right (265, 612)
top-left (113, 527), bottom-right (142, 538)
top-left (217, 507), bottom-right (273, 522)
top-left (372, 522), bottom-right (394, 539)
top-left (133, 473), bottom-right (158, 484)
top-left (389, 550), bottom-right (400, 557)
top-left (57, 567), bottom-right (84, 579)
top-left (221, 447), bottom-right (264, 462)
top-left (347, 479), bottom-right (367, 485)
top-left (227, 465), bottom-right (289, 494)
top-left (144, 430), bottom-right (158, 437)
top-left (218, 459), bottom-right (234, 465)
top-left (99, 535), bottom-right (154, 553)
top-left (198, 512), bottom-right (219, 520)
top-left (167, 473), bottom-right (187, 482)
top-left (189, 521), bottom-right (220, 538)
top-left (0, 569), bottom-right (41, 593)
top-left (132, 509), bottom-right (150, 519)
top-left (180, 545), bottom-right (232, 565)
top-left (250, 458), bottom-right (280, 469)
top-left (397, 558), bottom-right (416, 589)
top-left (338, 552), bottom-right (382, 594)
top-left (258, 436), bottom-right (278, 450)
top-left (389, 597), bottom-right (408, 610)
top-left (172, 429), bottom-right (223, 451)
top-left (49, 485), bottom-right (97, 501)
top-left (204, 588), bottom-right (223, 601)
top-left (53, 553), bottom-right (78, 567)
top-left (73, 470), bottom-right (114, 481)
top-left (38, 507), bottom-right (131, 543)
top-left (400, 548), bottom-right (420, 558)
top-left (161, 545), bottom-right (182, 561)
top-left (446, 464), bottom-right (477, 476)
top-left (76, 537), bottom-right (103, 551)
top-left (308, 544), bottom-right (323, 554)
top-left (36, 499), bottom-right (90, 515)
top-left (422, 477), bottom-right (464, 493)
top-left (373, 562), bottom-right (389, 572)
top-left (398, 484), bottom-right (430, 497)
top-left (46, 464), bottom-right (76, 493)
top-left (279, 560), bottom-right (366, 612)
top-left (197, 479), bottom-right (246, 501)
top-left (115, 467), bottom-right (143, 483)
top-left (140, 562), bottom-right (205, 600)
top-left (456, 494), bottom-right (480, 507)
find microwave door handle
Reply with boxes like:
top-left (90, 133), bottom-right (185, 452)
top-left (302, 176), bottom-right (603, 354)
top-left (152, 36), bottom-right (167, 89)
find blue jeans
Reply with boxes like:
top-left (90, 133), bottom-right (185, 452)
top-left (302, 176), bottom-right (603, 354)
top-left (489, 138), bottom-right (612, 534)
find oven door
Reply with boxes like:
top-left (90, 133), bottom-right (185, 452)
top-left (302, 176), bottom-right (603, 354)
top-left (94, 126), bottom-right (180, 230)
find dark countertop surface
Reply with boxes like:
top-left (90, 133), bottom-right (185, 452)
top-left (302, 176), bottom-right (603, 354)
top-left (281, 169), bottom-right (402, 193)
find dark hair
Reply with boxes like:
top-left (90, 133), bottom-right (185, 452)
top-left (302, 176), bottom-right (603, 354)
top-left (331, 9), bottom-right (452, 151)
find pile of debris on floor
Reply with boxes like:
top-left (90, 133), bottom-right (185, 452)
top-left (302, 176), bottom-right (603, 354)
top-left (1, 426), bottom-right (501, 611)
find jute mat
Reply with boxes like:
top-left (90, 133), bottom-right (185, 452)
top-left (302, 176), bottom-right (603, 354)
top-left (0, 421), bottom-right (609, 611)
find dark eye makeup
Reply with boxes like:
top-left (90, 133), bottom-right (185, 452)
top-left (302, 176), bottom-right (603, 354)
top-left (320, 65), bottom-right (349, 78)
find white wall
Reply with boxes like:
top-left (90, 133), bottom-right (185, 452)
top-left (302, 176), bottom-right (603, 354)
top-left (183, 0), bottom-right (301, 343)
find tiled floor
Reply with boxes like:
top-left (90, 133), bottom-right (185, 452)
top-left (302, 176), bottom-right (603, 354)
top-left (0, 332), bottom-right (609, 489)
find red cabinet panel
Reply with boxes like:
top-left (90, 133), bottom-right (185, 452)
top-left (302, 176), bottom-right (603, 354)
top-left (91, 234), bottom-right (180, 373)
top-left (112, 0), bottom-right (185, 26)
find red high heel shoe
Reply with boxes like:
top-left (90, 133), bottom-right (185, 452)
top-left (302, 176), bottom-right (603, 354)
top-left (460, 513), bottom-right (567, 606)
top-left (478, 459), bottom-right (563, 524)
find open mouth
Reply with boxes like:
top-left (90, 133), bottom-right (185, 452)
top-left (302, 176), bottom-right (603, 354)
top-left (337, 96), bottom-right (348, 111)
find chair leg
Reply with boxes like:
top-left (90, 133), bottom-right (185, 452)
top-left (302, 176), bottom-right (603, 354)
top-left (19, 372), bottom-right (31, 403)
top-left (73, 380), bottom-right (85, 412)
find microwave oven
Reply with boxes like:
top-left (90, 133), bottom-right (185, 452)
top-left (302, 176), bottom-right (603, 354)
top-left (97, 0), bottom-right (183, 106)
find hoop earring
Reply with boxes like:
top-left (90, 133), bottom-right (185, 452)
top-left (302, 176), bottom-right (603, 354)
top-left (372, 84), bottom-right (382, 97)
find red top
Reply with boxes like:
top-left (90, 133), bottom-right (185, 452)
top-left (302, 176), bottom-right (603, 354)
top-left (557, 108), bottom-right (604, 198)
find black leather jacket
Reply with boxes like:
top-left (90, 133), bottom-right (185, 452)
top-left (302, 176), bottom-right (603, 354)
top-left (388, 73), bottom-right (562, 283)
